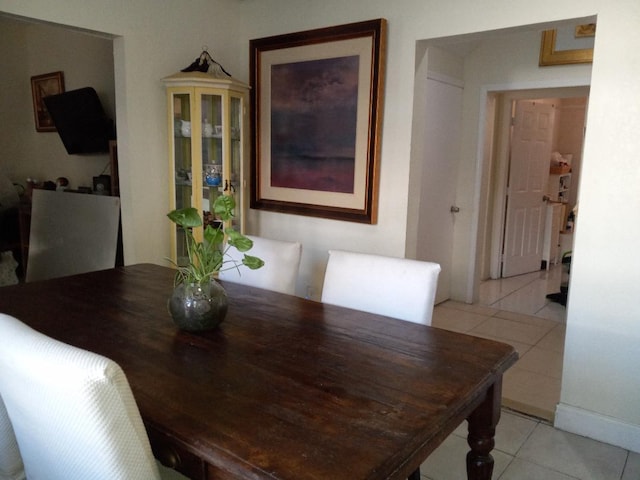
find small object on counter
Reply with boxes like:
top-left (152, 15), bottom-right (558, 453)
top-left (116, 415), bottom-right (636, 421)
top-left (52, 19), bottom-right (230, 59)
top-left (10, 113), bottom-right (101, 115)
top-left (566, 211), bottom-right (575, 232)
top-left (56, 177), bottom-right (69, 191)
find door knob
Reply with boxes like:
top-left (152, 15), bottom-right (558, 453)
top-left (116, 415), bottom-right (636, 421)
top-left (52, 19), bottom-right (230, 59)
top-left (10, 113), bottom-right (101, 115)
top-left (450, 206), bottom-right (460, 213)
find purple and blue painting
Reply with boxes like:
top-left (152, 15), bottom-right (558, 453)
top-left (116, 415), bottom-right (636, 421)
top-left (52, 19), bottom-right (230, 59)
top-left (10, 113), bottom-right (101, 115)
top-left (270, 55), bottom-right (359, 193)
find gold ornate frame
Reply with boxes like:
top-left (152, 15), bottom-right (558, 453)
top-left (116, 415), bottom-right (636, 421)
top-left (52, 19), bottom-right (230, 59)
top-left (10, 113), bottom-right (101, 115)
top-left (31, 71), bottom-right (65, 132)
top-left (539, 27), bottom-right (594, 66)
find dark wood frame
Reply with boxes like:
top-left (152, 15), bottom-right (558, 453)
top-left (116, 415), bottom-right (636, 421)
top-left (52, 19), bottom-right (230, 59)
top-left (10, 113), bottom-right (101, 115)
top-left (30, 71), bottom-right (65, 132)
top-left (250, 19), bottom-right (386, 224)
top-left (539, 25), bottom-right (595, 66)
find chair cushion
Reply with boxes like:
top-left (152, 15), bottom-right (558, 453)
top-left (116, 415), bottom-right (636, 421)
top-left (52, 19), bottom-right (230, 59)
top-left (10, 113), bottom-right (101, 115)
top-left (321, 249), bottom-right (441, 325)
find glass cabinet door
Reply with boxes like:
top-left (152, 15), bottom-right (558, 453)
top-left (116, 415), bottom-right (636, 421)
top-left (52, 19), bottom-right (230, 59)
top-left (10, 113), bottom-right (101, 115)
top-left (228, 95), bottom-right (243, 231)
top-left (171, 92), bottom-right (193, 265)
top-left (201, 94), bottom-right (224, 231)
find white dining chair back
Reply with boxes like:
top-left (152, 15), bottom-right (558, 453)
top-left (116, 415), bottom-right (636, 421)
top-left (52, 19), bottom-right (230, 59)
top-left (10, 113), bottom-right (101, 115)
top-left (219, 235), bottom-right (302, 295)
top-left (0, 394), bottom-right (23, 480)
top-left (321, 249), bottom-right (441, 325)
top-left (0, 312), bottom-right (164, 480)
top-left (26, 189), bottom-right (120, 283)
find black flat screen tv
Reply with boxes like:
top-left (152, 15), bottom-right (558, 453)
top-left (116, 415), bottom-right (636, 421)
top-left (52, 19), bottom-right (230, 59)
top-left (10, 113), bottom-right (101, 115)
top-left (43, 87), bottom-right (115, 154)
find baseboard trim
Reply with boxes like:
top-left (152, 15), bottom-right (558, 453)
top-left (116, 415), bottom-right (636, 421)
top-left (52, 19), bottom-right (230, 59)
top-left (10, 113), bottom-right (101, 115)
top-left (555, 403), bottom-right (640, 453)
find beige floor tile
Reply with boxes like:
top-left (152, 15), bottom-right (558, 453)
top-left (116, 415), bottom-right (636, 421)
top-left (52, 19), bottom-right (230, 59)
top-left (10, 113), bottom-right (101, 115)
top-left (466, 331), bottom-right (532, 358)
top-left (435, 300), bottom-right (499, 317)
top-left (516, 346), bottom-right (565, 379)
top-left (448, 410), bottom-right (538, 456)
top-left (469, 316), bottom-right (553, 346)
top-left (518, 423), bottom-right (628, 480)
top-left (431, 306), bottom-right (490, 333)
top-left (535, 302), bottom-right (567, 322)
top-left (499, 457), bottom-right (579, 479)
top-left (536, 324), bottom-right (566, 353)
top-left (493, 410), bottom-right (539, 456)
top-left (479, 270), bottom-right (540, 305)
top-left (491, 293), bottom-right (550, 318)
top-left (502, 367), bottom-right (561, 421)
top-left (419, 431), bottom-right (512, 480)
top-left (622, 451), bottom-right (640, 480)
top-left (493, 309), bottom-right (560, 330)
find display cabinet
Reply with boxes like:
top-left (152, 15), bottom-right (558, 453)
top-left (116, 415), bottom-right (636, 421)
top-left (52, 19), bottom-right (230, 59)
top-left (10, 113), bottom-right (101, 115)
top-left (163, 71), bottom-right (249, 266)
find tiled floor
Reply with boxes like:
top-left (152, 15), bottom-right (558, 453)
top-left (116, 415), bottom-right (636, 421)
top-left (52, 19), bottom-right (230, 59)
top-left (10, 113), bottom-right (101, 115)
top-left (433, 265), bottom-right (567, 421)
top-left (419, 409), bottom-right (640, 480)
top-left (425, 265), bottom-right (640, 479)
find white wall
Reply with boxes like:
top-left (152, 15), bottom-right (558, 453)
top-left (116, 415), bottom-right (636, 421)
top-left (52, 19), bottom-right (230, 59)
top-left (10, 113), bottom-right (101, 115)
top-left (1, 0), bottom-right (639, 453)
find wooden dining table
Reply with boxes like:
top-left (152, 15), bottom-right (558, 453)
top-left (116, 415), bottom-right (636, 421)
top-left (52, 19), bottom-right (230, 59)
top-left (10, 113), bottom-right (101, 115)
top-left (0, 263), bottom-right (517, 480)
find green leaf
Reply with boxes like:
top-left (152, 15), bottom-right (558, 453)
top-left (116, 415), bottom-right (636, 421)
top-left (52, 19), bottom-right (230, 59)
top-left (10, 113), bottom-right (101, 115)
top-left (226, 229), bottom-right (253, 252)
top-left (203, 224), bottom-right (224, 246)
top-left (213, 195), bottom-right (236, 221)
top-left (167, 207), bottom-right (202, 228)
top-left (243, 254), bottom-right (265, 270)
top-left (167, 199), bottom-right (264, 284)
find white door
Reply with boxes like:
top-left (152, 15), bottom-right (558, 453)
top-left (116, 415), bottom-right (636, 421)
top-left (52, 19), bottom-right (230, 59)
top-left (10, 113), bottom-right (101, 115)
top-left (415, 77), bottom-right (462, 302)
top-left (502, 100), bottom-right (554, 277)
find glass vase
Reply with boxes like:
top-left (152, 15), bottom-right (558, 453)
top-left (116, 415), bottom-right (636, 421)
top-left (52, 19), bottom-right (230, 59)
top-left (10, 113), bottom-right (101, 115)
top-left (168, 280), bottom-right (228, 332)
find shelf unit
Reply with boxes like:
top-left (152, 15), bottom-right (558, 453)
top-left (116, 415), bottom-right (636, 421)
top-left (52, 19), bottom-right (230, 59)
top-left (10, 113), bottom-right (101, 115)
top-left (542, 202), bottom-right (565, 269)
top-left (163, 71), bottom-right (250, 266)
top-left (548, 172), bottom-right (571, 203)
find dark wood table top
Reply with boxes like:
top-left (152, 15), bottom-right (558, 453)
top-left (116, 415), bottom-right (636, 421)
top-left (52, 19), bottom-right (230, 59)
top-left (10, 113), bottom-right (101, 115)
top-left (0, 264), bottom-right (517, 480)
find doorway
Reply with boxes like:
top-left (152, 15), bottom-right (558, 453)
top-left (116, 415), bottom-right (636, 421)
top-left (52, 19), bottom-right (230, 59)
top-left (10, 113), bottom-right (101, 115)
top-left (485, 88), bottom-right (589, 286)
top-left (410, 17), bottom-right (594, 306)
top-left (501, 99), bottom-right (556, 278)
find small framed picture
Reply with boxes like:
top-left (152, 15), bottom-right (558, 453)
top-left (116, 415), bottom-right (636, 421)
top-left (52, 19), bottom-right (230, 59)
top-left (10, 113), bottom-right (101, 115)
top-left (31, 71), bottom-right (65, 132)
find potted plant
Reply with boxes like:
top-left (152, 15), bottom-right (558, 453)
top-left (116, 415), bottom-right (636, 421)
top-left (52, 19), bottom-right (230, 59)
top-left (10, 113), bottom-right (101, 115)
top-left (166, 195), bottom-right (263, 331)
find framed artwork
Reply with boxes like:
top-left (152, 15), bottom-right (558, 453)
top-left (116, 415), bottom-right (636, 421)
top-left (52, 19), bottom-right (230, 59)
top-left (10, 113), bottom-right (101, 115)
top-left (250, 19), bottom-right (386, 224)
top-left (31, 71), bottom-right (65, 132)
top-left (539, 23), bottom-right (595, 66)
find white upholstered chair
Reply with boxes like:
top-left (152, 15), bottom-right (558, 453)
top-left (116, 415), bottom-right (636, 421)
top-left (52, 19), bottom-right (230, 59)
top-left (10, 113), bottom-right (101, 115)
top-left (219, 235), bottom-right (302, 295)
top-left (0, 395), bottom-right (23, 480)
top-left (321, 249), bottom-right (441, 326)
top-left (26, 189), bottom-right (121, 283)
top-left (0, 313), bottom-right (185, 480)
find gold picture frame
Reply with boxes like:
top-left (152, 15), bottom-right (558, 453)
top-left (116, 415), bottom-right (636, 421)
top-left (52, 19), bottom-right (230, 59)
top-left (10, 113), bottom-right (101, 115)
top-left (30, 71), bottom-right (65, 132)
top-left (539, 24), bottom-right (595, 66)
top-left (250, 19), bottom-right (386, 224)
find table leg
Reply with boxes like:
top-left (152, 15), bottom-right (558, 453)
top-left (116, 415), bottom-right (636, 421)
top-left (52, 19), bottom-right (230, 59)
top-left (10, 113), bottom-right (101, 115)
top-left (407, 468), bottom-right (420, 480)
top-left (466, 377), bottom-right (502, 480)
